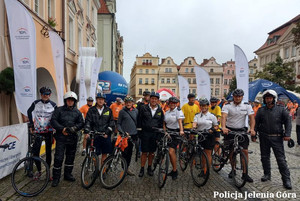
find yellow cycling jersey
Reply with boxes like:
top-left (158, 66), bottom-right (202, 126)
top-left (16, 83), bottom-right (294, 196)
top-left (209, 105), bottom-right (221, 118)
top-left (181, 103), bottom-right (200, 129)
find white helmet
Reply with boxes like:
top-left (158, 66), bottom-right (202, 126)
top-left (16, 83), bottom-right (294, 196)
top-left (63, 91), bottom-right (78, 101)
top-left (262, 89), bottom-right (277, 103)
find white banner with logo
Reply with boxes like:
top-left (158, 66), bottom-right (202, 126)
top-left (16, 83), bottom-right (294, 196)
top-left (0, 123), bottom-right (28, 179)
top-left (234, 45), bottom-right (249, 102)
top-left (178, 75), bottom-right (190, 108)
top-left (194, 66), bottom-right (211, 100)
top-left (89, 57), bottom-right (102, 98)
top-left (78, 55), bottom-right (87, 108)
top-left (5, 0), bottom-right (36, 115)
top-left (49, 31), bottom-right (64, 106)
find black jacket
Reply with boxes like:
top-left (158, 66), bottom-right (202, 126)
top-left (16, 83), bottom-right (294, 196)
top-left (255, 105), bottom-right (292, 137)
top-left (51, 105), bottom-right (84, 136)
top-left (137, 104), bottom-right (164, 132)
top-left (84, 105), bottom-right (115, 134)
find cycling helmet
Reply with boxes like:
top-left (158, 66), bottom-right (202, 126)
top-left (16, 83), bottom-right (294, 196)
top-left (210, 97), bottom-right (219, 103)
top-left (150, 92), bottom-right (160, 99)
top-left (199, 98), bottom-right (209, 106)
top-left (254, 99), bottom-right (260, 103)
top-left (143, 91), bottom-right (151, 96)
top-left (124, 96), bottom-right (134, 102)
top-left (232, 89), bottom-right (244, 97)
top-left (187, 93), bottom-right (196, 99)
top-left (86, 97), bottom-right (94, 101)
top-left (262, 89), bottom-right (277, 104)
top-left (168, 97), bottom-right (179, 103)
top-left (96, 93), bottom-right (106, 99)
top-left (63, 91), bottom-right (78, 101)
top-left (40, 87), bottom-right (52, 95)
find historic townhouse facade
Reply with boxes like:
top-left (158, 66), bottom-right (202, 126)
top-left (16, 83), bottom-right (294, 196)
top-left (158, 57), bottom-right (179, 96)
top-left (249, 57), bottom-right (258, 82)
top-left (178, 57), bottom-right (199, 96)
top-left (222, 60), bottom-right (235, 96)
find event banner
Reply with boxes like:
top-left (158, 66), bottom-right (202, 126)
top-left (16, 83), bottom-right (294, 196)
top-left (0, 123), bottom-right (28, 179)
top-left (89, 57), bottom-right (103, 99)
top-left (194, 66), bottom-right (211, 100)
top-left (49, 31), bottom-right (64, 106)
top-left (78, 54), bottom-right (87, 108)
top-left (234, 45), bottom-right (249, 102)
top-left (5, 0), bottom-right (36, 115)
top-left (178, 75), bottom-right (189, 108)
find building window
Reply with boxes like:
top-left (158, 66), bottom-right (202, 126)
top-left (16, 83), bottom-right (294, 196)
top-left (224, 79), bottom-right (228, 85)
top-left (139, 89), bottom-right (142, 95)
top-left (48, 0), bottom-right (55, 18)
top-left (161, 78), bottom-right (165, 84)
top-left (167, 78), bottom-right (170, 83)
top-left (227, 70), bottom-right (230, 74)
top-left (216, 78), bottom-right (220, 84)
top-left (185, 68), bottom-right (189, 73)
top-left (167, 60), bottom-right (170, 64)
top-left (188, 60), bottom-right (192, 65)
top-left (145, 78), bottom-right (149, 84)
top-left (172, 78), bottom-right (176, 83)
top-left (150, 89), bottom-right (154, 92)
top-left (292, 46), bottom-right (296, 57)
top-left (139, 78), bottom-right (142, 84)
top-left (250, 69), bottom-right (254, 74)
top-left (172, 89), bottom-right (175, 93)
top-left (229, 79), bottom-right (232, 85)
top-left (249, 78), bottom-right (253, 82)
top-left (224, 89), bottom-right (227, 94)
top-left (139, 69), bottom-right (143, 73)
top-left (188, 78), bottom-right (191, 84)
top-left (210, 69), bottom-right (214, 73)
top-left (69, 16), bottom-right (74, 50)
top-left (146, 69), bottom-right (149, 74)
top-left (210, 78), bottom-right (214, 84)
top-left (192, 89), bottom-right (196, 94)
top-left (254, 63), bottom-right (256, 67)
top-left (151, 78), bottom-right (155, 84)
top-left (191, 68), bottom-right (194, 73)
top-left (215, 88), bottom-right (219, 96)
top-left (34, 0), bottom-right (39, 14)
top-left (152, 69), bottom-right (155, 74)
top-left (285, 48), bottom-right (289, 59)
top-left (232, 70), bottom-right (234, 75)
top-left (193, 78), bottom-right (196, 84)
top-left (145, 88), bottom-right (148, 92)
top-left (169, 68), bottom-right (172, 73)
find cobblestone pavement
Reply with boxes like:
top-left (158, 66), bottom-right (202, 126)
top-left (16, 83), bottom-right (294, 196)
top-left (1, 124), bottom-right (300, 201)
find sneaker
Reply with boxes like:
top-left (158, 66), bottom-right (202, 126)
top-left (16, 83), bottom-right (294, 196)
top-left (49, 176), bottom-right (53, 181)
top-left (64, 174), bottom-right (76, 182)
top-left (283, 180), bottom-right (292, 190)
top-left (138, 168), bottom-right (144, 177)
top-left (261, 174), bottom-right (271, 182)
top-left (242, 173), bottom-right (253, 183)
top-left (81, 150), bottom-right (86, 156)
top-left (51, 179), bottom-right (59, 187)
top-left (33, 172), bottom-right (42, 180)
top-left (127, 169), bottom-right (135, 176)
top-left (167, 170), bottom-right (178, 180)
top-left (147, 166), bottom-right (153, 176)
top-left (228, 170), bottom-right (236, 178)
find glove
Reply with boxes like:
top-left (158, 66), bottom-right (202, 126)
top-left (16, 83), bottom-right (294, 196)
top-left (66, 126), bottom-right (77, 134)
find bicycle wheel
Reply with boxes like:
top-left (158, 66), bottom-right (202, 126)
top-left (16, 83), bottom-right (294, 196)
top-left (152, 149), bottom-right (160, 172)
top-left (212, 142), bottom-right (224, 172)
top-left (11, 156), bottom-right (49, 197)
top-left (178, 142), bottom-right (189, 172)
top-left (190, 151), bottom-right (210, 187)
top-left (99, 155), bottom-right (128, 189)
top-left (232, 150), bottom-right (248, 188)
top-left (158, 151), bottom-right (169, 189)
top-left (81, 153), bottom-right (99, 189)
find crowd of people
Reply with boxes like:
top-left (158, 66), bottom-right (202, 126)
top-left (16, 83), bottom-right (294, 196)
top-left (27, 87), bottom-right (295, 190)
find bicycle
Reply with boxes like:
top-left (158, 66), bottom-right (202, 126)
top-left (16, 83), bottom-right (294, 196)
top-left (99, 131), bottom-right (129, 189)
top-left (211, 130), bottom-right (249, 188)
top-left (0, 144), bottom-right (9, 149)
top-left (151, 128), bottom-right (181, 189)
top-left (81, 130), bottom-right (105, 189)
top-left (11, 132), bottom-right (50, 197)
top-left (178, 129), bottom-right (210, 187)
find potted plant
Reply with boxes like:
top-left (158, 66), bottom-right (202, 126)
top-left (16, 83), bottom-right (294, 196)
top-left (48, 17), bottom-right (57, 28)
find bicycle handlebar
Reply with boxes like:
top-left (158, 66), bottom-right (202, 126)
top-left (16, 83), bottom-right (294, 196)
top-left (0, 144), bottom-right (9, 149)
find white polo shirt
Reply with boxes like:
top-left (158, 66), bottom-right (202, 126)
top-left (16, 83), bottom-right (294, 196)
top-left (149, 104), bottom-right (158, 117)
top-left (164, 107), bottom-right (185, 129)
top-left (221, 102), bottom-right (254, 129)
top-left (193, 112), bottom-right (218, 131)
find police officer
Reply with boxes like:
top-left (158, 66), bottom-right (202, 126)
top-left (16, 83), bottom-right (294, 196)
top-left (221, 89), bottom-right (255, 182)
top-left (137, 92), bottom-right (164, 177)
top-left (163, 97), bottom-right (185, 180)
top-left (255, 90), bottom-right (292, 189)
top-left (50, 91), bottom-right (84, 187)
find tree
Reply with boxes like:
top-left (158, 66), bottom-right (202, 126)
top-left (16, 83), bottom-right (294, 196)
top-left (255, 56), bottom-right (300, 92)
top-left (224, 76), bottom-right (237, 98)
top-left (292, 21), bottom-right (300, 46)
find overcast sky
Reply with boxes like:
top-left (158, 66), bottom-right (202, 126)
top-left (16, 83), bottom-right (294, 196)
top-left (115, 0), bottom-right (300, 82)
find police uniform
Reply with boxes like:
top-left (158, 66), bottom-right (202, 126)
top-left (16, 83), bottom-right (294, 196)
top-left (164, 107), bottom-right (185, 149)
top-left (221, 102), bottom-right (254, 149)
top-left (193, 112), bottom-right (218, 150)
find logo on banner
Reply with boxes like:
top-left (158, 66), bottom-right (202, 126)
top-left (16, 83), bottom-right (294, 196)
top-left (21, 86), bottom-right (33, 97)
top-left (98, 80), bottom-right (111, 94)
top-left (199, 79), bottom-right (207, 86)
top-left (262, 82), bottom-right (273, 87)
top-left (18, 57), bottom-right (31, 69)
top-left (239, 67), bottom-right (246, 77)
top-left (15, 27), bottom-right (30, 40)
top-left (1, 134), bottom-right (20, 152)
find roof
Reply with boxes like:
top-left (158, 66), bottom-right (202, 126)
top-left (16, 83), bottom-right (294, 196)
top-left (98, 0), bottom-right (110, 14)
top-left (255, 14), bottom-right (300, 53)
top-left (200, 59), bottom-right (209, 67)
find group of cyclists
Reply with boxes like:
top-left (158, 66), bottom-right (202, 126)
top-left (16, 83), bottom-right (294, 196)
top-left (27, 86), bottom-right (293, 190)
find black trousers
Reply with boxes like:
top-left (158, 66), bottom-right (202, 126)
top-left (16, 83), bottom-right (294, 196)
top-left (52, 136), bottom-right (77, 180)
top-left (259, 135), bottom-right (290, 182)
top-left (32, 133), bottom-right (53, 171)
top-left (296, 125), bottom-right (300, 145)
top-left (122, 135), bottom-right (138, 167)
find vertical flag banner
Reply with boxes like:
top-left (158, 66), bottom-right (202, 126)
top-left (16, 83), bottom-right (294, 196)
top-left (89, 57), bottom-right (102, 98)
top-left (78, 54), bottom-right (87, 108)
top-left (234, 44), bottom-right (249, 102)
top-left (178, 75), bottom-right (189, 108)
top-left (194, 66), bottom-right (211, 100)
top-left (5, 0), bottom-right (36, 115)
top-left (49, 31), bottom-right (64, 106)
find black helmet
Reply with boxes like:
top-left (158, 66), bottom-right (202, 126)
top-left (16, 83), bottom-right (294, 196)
top-left (143, 91), bottom-right (151, 96)
top-left (168, 97), bottom-right (179, 103)
top-left (210, 97), bottom-right (219, 103)
top-left (150, 92), bottom-right (160, 99)
top-left (288, 139), bottom-right (295, 148)
top-left (199, 98), bottom-right (209, 106)
top-left (87, 97), bottom-right (94, 101)
top-left (187, 93), bottom-right (196, 99)
top-left (232, 89), bottom-right (244, 97)
top-left (96, 93), bottom-right (106, 99)
top-left (40, 87), bottom-right (51, 95)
